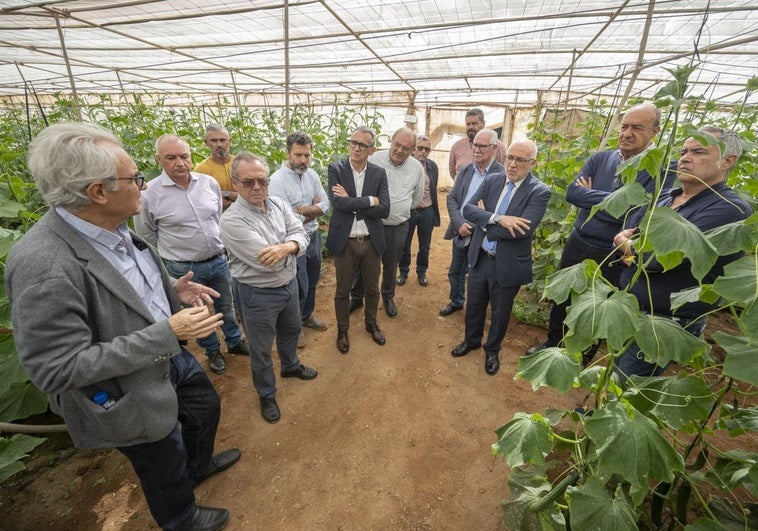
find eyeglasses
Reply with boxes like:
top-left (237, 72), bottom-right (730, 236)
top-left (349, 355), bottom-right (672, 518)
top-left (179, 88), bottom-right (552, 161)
top-left (117, 172), bottom-right (145, 187)
top-left (392, 141), bottom-right (414, 153)
top-left (232, 177), bottom-right (269, 188)
top-left (348, 139), bottom-right (373, 151)
top-left (472, 143), bottom-right (495, 150)
top-left (506, 155), bottom-right (535, 164)
top-left (415, 146), bottom-right (431, 152)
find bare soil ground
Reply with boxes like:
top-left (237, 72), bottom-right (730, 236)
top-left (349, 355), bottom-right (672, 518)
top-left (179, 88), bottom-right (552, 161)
top-left (0, 194), bottom-right (616, 530)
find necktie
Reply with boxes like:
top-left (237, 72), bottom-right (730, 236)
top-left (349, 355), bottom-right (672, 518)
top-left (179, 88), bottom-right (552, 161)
top-left (483, 181), bottom-right (515, 253)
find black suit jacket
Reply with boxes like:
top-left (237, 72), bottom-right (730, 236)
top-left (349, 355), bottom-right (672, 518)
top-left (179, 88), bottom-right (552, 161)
top-left (462, 172), bottom-right (551, 288)
top-left (423, 159), bottom-right (441, 227)
top-left (326, 158), bottom-right (390, 255)
top-left (444, 159), bottom-right (505, 248)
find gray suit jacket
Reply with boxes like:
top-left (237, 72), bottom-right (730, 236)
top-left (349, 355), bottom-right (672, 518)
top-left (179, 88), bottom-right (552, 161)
top-left (5, 210), bottom-right (184, 449)
top-left (444, 159), bottom-right (505, 248)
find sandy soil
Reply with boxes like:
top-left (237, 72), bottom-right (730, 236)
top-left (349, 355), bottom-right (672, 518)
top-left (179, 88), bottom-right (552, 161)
top-left (1, 195), bottom-right (577, 531)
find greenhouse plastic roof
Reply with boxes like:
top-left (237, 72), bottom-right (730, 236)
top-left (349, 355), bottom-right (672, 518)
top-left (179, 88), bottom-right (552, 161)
top-left (0, 0), bottom-right (756, 107)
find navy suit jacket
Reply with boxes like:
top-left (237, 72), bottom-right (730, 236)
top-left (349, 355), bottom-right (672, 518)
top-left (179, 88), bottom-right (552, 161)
top-left (462, 172), bottom-right (551, 287)
top-left (424, 158), bottom-right (441, 227)
top-left (325, 158), bottom-right (390, 256)
top-left (444, 159), bottom-right (505, 248)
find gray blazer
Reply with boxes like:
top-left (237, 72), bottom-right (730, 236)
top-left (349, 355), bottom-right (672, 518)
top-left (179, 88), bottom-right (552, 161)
top-left (444, 159), bottom-right (505, 248)
top-left (5, 210), bottom-right (184, 449)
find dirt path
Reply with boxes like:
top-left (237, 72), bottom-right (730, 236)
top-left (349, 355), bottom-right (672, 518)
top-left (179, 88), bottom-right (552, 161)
top-left (1, 193), bottom-right (575, 530)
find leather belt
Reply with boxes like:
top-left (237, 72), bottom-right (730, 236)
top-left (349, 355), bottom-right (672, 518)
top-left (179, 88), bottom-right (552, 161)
top-left (349, 235), bottom-right (370, 243)
top-left (172, 251), bottom-right (225, 264)
top-left (481, 249), bottom-right (497, 260)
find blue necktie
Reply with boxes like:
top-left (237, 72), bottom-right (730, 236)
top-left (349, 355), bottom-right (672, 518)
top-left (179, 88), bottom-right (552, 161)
top-left (483, 181), bottom-right (515, 253)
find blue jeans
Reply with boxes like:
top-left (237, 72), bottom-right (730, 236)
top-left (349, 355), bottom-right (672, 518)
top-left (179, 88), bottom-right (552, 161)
top-left (118, 348), bottom-right (220, 528)
top-left (399, 206), bottom-right (435, 275)
top-left (614, 316), bottom-right (706, 385)
top-left (164, 254), bottom-right (242, 355)
top-left (447, 243), bottom-right (469, 308)
top-left (297, 230), bottom-right (323, 321)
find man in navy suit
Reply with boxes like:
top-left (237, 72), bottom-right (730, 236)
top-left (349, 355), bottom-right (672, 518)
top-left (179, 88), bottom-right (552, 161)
top-left (440, 129), bottom-right (505, 316)
top-left (326, 126), bottom-right (390, 354)
top-left (452, 139), bottom-right (551, 375)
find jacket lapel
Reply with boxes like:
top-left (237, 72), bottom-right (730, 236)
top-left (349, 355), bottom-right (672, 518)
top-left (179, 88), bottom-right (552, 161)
top-left (46, 211), bottom-right (158, 323)
top-left (505, 173), bottom-right (534, 214)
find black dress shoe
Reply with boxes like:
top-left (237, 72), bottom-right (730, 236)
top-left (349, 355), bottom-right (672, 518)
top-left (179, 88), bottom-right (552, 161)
top-left (366, 324), bottom-right (386, 345)
top-left (227, 339), bottom-right (249, 356)
top-left (451, 342), bottom-right (479, 357)
top-left (349, 299), bottom-right (364, 313)
top-left (525, 340), bottom-right (556, 356)
top-left (485, 353), bottom-right (500, 375)
top-left (418, 273), bottom-right (428, 287)
top-left (281, 365), bottom-right (318, 380)
top-left (206, 350), bottom-right (226, 374)
top-left (337, 331), bottom-right (350, 353)
top-left (194, 448), bottom-right (242, 487)
top-left (260, 396), bottom-right (280, 424)
top-left (396, 273), bottom-right (408, 286)
top-left (384, 298), bottom-right (398, 318)
top-left (439, 303), bottom-right (463, 317)
top-left (179, 506), bottom-right (229, 531)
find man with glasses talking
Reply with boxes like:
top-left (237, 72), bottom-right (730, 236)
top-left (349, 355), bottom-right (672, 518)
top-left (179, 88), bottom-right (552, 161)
top-left (326, 126), bottom-right (390, 353)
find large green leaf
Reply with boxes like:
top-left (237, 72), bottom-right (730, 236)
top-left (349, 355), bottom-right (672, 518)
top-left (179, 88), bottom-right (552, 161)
top-left (543, 260), bottom-right (601, 304)
top-left (0, 381), bottom-right (49, 423)
top-left (564, 289), bottom-right (639, 353)
top-left (0, 337), bottom-right (30, 395)
top-left (0, 433), bottom-right (46, 483)
top-left (493, 413), bottom-right (553, 468)
top-left (717, 405), bottom-right (758, 436)
top-left (587, 181), bottom-right (647, 223)
top-left (584, 400), bottom-right (684, 491)
top-left (633, 314), bottom-right (708, 367)
top-left (701, 449), bottom-right (758, 494)
top-left (645, 207), bottom-right (719, 281)
top-left (739, 302), bottom-right (758, 340)
top-left (706, 220), bottom-right (757, 256)
top-left (623, 375), bottom-right (715, 430)
top-left (716, 332), bottom-right (758, 386)
top-left (711, 255), bottom-right (757, 305)
top-left (617, 147), bottom-right (668, 186)
top-left (0, 227), bottom-right (24, 259)
top-left (516, 348), bottom-right (581, 392)
top-left (565, 477), bottom-right (638, 531)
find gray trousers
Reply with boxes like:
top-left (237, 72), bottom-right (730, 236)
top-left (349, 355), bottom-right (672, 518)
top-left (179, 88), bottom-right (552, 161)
top-left (232, 278), bottom-right (301, 399)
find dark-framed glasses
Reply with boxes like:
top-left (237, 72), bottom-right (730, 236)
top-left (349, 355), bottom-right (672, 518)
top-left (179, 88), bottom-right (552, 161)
top-left (232, 177), bottom-right (269, 188)
top-left (506, 155), bottom-right (535, 164)
top-left (415, 146), bottom-right (431, 152)
top-left (117, 172), bottom-right (145, 187)
top-left (348, 139), bottom-right (372, 151)
top-left (472, 143), bottom-right (495, 150)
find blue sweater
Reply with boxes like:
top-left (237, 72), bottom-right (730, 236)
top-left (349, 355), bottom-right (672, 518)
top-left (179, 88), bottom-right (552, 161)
top-left (621, 183), bottom-right (753, 319)
top-left (566, 149), bottom-right (677, 251)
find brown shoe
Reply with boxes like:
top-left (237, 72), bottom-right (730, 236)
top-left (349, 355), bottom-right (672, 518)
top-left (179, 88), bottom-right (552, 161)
top-left (366, 324), bottom-right (385, 346)
top-left (337, 330), bottom-right (350, 353)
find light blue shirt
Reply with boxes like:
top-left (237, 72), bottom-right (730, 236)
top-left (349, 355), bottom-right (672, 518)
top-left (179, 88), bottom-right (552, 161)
top-left (56, 207), bottom-right (171, 321)
top-left (268, 162), bottom-right (330, 234)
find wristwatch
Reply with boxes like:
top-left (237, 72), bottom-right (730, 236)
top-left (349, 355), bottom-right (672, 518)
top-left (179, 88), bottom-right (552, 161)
top-left (493, 214), bottom-right (502, 224)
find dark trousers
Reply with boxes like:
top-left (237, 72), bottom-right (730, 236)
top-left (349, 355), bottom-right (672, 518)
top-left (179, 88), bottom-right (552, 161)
top-left (546, 232), bottom-right (623, 345)
top-left (447, 242), bottom-right (470, 308)
top-left (464, 251), bottom-right (520, 356)
top-left (335, 238), bottom-right (382, 330)
top-left (352, 221), bottom-right (408, 301)
top-left (399, 207), bottom-right (435, 275)
top-left (296, 230), bottom-right (323, 321)
top-left (232, 278), bottom-right (301, 399)
top-left (118, 348), bottom-right (220, 528)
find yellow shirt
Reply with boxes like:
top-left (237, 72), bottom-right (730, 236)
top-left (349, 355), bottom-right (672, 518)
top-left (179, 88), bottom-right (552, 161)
top-left (195, 155), bottom-right (235, 191)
